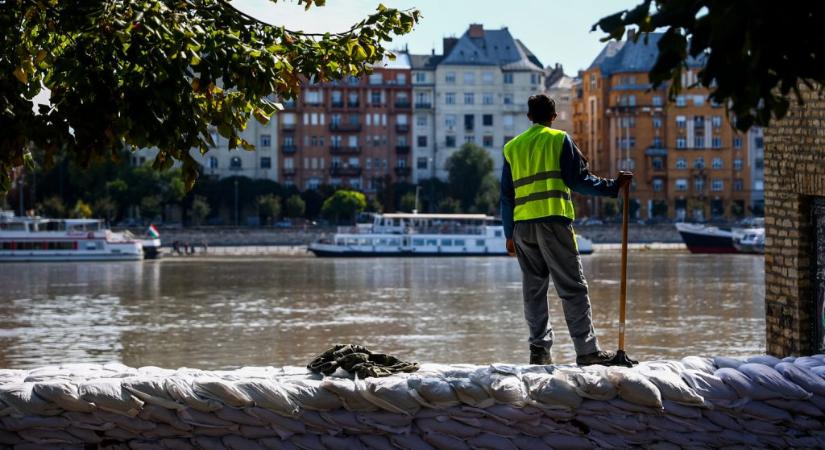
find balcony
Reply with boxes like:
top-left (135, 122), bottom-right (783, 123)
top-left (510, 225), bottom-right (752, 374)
top-left (329, 146), bottom-right (361, 155)
top-left (329, 123), bottom-right (362, 132)
top-left (282, 167), bottom-right (296, 176)
top-left (281, 122), bottom-right (296, 131)
top-left (281, 144), bottom-right (298, 154)
top-left (414, 102), bottom-right (432, 109)
top-left (330, 166), bottom-right (362, 177)
top-left (304, 101), bottom-right (323, 107)
top-left (347, 101), bottom-right (360, 108)
top-left (395, 145), bottom-right (411, 154)
top-left (394, 100), bottom-right (411, 109)
top-left (645, 147), bottom-right (668, 157)
top-left (395, 124), bottom-right (410, 133)
top-left (394, 166), bottom-right (412, 177)
top-left (331, 101), bottom-right (345, 109)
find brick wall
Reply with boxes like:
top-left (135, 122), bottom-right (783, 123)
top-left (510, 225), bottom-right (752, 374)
top-left (763, 87), bottom-right (825, 356)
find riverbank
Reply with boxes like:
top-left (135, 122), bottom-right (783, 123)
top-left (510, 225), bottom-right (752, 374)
top-left (125, 223), bottom-right (683, 248)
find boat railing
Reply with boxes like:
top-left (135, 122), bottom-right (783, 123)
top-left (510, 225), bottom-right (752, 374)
top-left (335, 224), bottom-right (490, 236)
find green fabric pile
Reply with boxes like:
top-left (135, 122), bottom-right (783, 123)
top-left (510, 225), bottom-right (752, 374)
top-left (307, 344), bottom-right (419, 378)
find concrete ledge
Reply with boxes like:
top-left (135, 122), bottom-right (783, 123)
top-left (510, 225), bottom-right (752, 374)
top-left (2, 356), bottom-right (825, 448)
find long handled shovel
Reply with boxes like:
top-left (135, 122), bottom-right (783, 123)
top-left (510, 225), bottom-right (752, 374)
top-left (609, 182), bottom-right (638, 367)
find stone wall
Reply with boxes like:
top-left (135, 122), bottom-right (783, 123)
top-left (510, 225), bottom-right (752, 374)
top-left (763, 87), bottom-right (825, 356)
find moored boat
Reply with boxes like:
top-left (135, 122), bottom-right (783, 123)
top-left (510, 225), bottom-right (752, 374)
top-left (308, 213), bottom-right (594, 257)
top-left (0, 211), bottom-right (142, 262)
top-left (138, 224), bottom-right (163, 259)
top-left (732, 228), bottom-right (765, 254)
top-left (675, 222), bottom-right (737, 254)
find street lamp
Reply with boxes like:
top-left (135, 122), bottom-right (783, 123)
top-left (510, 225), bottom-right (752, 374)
top-left (17, 174), bottom-right (24, 216)
top-left (234, 179), bottom-right (239, 226)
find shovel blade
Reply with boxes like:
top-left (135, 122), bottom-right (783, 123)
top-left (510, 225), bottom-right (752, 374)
top-left (608, 350), bottom-right (638, 367)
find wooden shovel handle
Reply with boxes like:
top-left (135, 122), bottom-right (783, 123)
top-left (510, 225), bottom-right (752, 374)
top-left (619, 183), bottom-right (630, 351)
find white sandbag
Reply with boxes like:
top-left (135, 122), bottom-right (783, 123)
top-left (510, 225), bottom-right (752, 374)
top-left (416, 417), bottom-right (480, 439)
top-left (660, 400), bottom-right (702, 419)
top-left (488, 373), bottom-right (528, 406)
top-left (523, 373), bottom-right (582, 409)
top-left (541, 434), bottom-right (593, 449)
top-left (139, 423), bottom-right (189, 439)
top-left (464, 417), bottom-right (519, 437)
top-left (680, 356), bottom-right (715, 374)
top-left (138, 404), bottom-right (193, 431)
top-left (765, 398), bottom-right (822, 417)
top-left (65, 426), bottom-right (103, 444)
top-left (320, 409), bottom-right (372, 433)
top-left (244, 407), bottom-right (306, 437)
top-left (679, 369), bottom-right (739, 402)
top-left (223, 435), bottom-right (267, 450)
top-left (408, 377), bottom-right (460, 408)
top-left (714, 367), bottom-right (779, 400)
top-left (420, 430), bottom-right (471, 450)
top-left (713, 356), bottom-right (744, 369)
top-left (738, 363), bottom-right (811, 399)
top-left (637, 366), bottom-right (704, 406)
top-left (565, 368), bottom-right (616, 401)
top-left (95, 410), bottom-right (157, 432)
top-left (0, 382), bottom-right (62, 416)
top-left (606, 368), bottom-right (662, 408)
top-left (1, 416), bottom-right (70, 431)
top-left (214, 406), bottom-right (267, 426)
top-left (177, 408), bottom-right (237, 430)
top-left (320, 379), bottom-right (378, 412)
top-left (288, 433), bottom-right (323, 450)
top-left (389, 433), bottom-right (438, 450)
top-left (448, 378), bottom-right (494, 408)
top-left (78, 379), bottom-right (145, 417)
top-left (31, 381), bottom-right (95, 412)
top-left (484, 404), bottom-right (543, 424)
top-left (358, 377), bottom-right (420, 415)
top-left (122, 378), bottom-right (183, 411)
top-left (774, 362), bottom-right (825, 396)
top-left (745, 355), bottom-right (782, 367)
top-left (159, 438), bottom-right (196, 449)
top-left (355, 411), bottom-right (412, 434)
top-left (192, 436), bottom-right (229, 450)
top-left (238, 425), bottom-right (278, 440)
top-left (795, 356), bottom-right (825, 369)
top-left (467, 432), bottom-right (519, 450)
top-left (510, 435), bottom-right (548, 450)
top-left (193, 378), bottom-right (253, 408)
top-left (237, 380), bottom-right (298, 416)
top-left (258, 437), bottom-right (301, 450)
top-left (280, 379), bottom-right (342, 411)
top-left (320, 435), bottom-right (366, 450)
top-left (164, 378), bottom-right (223, 412)
top-left (18, 428), bottom-right (81, 445)
top-left (358, 434), bottom-right (395, 450)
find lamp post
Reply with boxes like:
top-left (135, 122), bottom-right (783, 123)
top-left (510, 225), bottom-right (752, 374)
top-left (234, 179), bottom-right (239, 226)
top-left (17, 173), bottom-right (24, 216)
top-left (414, 185), bottom-right (421, 214)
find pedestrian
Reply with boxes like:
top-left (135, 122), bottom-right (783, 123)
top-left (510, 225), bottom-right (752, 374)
top-left (172, 240), bottom-right (181, 255)
top-left (500, 94), bottom-right (633, 366)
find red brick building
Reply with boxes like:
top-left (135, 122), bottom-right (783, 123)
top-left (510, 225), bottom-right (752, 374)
top-left (278, 55), bottom-right (413, 194)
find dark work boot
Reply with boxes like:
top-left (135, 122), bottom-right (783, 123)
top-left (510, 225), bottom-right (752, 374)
top-left (529, 345), bottom-right (553, 365)
top-left (576, 350), bottom-right (616, 366)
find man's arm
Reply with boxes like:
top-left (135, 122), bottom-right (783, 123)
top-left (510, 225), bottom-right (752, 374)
top-left (560, 134), bottom-right (621, 197)
top-left (500, 159), bottom-right (516, 240)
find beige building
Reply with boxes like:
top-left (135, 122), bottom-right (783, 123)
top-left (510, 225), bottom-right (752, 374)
top-left (546, 74), bottom-right (574, 134)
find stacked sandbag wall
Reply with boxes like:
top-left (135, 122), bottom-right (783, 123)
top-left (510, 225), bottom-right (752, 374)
top-left (2, 355), bottom-right (825, 449)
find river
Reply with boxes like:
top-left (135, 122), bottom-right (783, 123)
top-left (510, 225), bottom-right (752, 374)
top-left (0, 251), bottom-right (764, 369)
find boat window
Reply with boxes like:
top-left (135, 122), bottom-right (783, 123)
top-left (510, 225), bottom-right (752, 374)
top-left (476, 239), bottom-right (485, 247)
top-left (376, 238), bottom-right (388, 246)
top-left (453, 239), bottom-right (465, 247)
top-left (0, 222), bottom-right (26, 231)
top-left (1, 242), bottom-right (13, 250)
top-left (345, 238), bottom-right (358, 246)
top-left (47, 241), bottom-right (76, 250)
top-left (388, 239), bottom-right (401, 246)
top-left (494, 230), bottom-right (502, 237)
top-left (413, 239), bottom-right (425, 246)
top-left (441, 239), bottom-right (452, 246)
top-left (358, 238), bottom-right (371, 246)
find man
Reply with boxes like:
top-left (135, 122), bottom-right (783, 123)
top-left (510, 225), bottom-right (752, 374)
top-left (500, 94), bottom-right (632, 366)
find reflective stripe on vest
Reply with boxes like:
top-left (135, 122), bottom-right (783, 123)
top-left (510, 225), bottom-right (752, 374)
top-left (503, 125), bottom-right (575, 221)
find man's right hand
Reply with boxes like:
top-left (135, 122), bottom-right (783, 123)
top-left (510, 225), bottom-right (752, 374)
top-left (616, 171), bottom-right (634, 190)
top-left (506, 238), bottom-right (516, 257)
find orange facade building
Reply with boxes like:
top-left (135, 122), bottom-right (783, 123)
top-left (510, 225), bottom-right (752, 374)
top-left (573, 34), bottom-right (764, 221)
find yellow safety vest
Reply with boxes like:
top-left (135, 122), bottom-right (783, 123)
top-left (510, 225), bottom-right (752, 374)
top-left (503, 125), bottom-right (575, 221)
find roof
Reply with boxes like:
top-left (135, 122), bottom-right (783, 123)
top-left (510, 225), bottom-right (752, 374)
top-left (409, 53), bottom-right (443, 70)
top-left (440, 27), bottom-right (543, 71)
top-left (374, 52), bottom-right (411, 70)
top-left (380, 213), bottom-right (495, 221)
top-left (548, 75), bottom-right (575, 90)
top-left (587, 33), bottom-right (704, 75)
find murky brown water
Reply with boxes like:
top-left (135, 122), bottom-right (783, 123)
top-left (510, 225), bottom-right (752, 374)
top-left (0, 252), bottom-right (764, 369)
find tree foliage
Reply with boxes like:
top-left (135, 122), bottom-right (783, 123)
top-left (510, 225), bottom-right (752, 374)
top-left (446, 144), bottom-right (494, 212)
top-left (0, 0), bottom-right (420, 192)
top-left (321, 189), bottom-right (365, 224)
top-left (190, 195), bottom-right (210, 225)
top-left (593, 0), bottom-right (825, 130)
top-left (257, 193), bottom-right (281, 225)
top-left (284, 194), bottom-right (305, 218)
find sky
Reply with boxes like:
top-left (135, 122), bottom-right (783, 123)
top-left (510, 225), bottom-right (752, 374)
top-left (231, 0), bottom-right (638, 74)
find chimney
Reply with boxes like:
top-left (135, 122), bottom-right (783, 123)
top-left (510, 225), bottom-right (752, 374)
top-left (627, 28), bottom-right (636, 41)
top-left (468, 23), bottom-right (484, 38)
top-left (443, 37), bottom-right (458, 55)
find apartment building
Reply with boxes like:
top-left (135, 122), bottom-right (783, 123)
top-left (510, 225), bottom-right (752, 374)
top-left (277, 55), bottom-right (413, 193)
top-left (573, 33), bottom-right (763, 221)
top-left (431, 24), bottom-right (547, 179)
top-left (546, 74), bottom-right (574, 133)
top-left (410, 53), bottom-right (441, 182)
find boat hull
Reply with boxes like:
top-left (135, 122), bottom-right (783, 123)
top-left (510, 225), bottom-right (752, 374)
top-left (0, 253), bottom-right (143, 262)
top-left (676, 223), bottom-right (737, 254)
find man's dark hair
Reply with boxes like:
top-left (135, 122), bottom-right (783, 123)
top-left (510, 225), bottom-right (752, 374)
top-left (527, 94), bottom-right (556, 123)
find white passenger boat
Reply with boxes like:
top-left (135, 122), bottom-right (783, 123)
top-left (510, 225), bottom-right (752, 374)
top-left (0, 211), bottom-right (143, 262)
top-left (308, 212), bottom-right (594, 257)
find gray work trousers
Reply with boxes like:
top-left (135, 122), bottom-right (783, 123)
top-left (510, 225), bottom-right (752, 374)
top-left (513, 221), bottom-right (600, 355)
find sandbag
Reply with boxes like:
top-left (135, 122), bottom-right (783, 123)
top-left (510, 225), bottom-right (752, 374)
top-left (522, 373), bottom-right (582, 409)
top-left (565, 368), bottom-right (616, 401)
top-left (408, 377), bottom-right (460, 408)
top-left (358, 377), bottom-right (420, 415)
top-left (738, 363), bottom-right (811, 400)
top-left (715, 367), bottom-right (779, 400)
top-left (320, 378), bottom-right (378, 412)
top-left (607, 368), bottom-right (662, 408)
top-left (637, 366), bottom-right (704, 406)
top-left (448, 378), bottom-right (494, 408)
top-left (32, 381), bottom-right (95, 412)
top-left (0, 382), bottom-right (62, 416)
top-left (774, 362), bottom-right (825, 396)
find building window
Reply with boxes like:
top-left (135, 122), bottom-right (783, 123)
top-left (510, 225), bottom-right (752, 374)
top-left (483, 135), bottom-right (494, 147)
top-left (464, 135), bottom-right (475, 144)
top-left (652, 157), bottom-right (664, 170)
top-left (504, 73), bottom-right (513, 84)
top-left (694, 115), bottom-right (705, 128)
top-left (628, 95), bottom-right (636, 106)
top-left (675, 179), bottom-right (688, 191)
top-left (653, 117), bottom-right (662, 129)
top-left (755, 157), bottom-right (764, 169)
top-left (693, 95), bottom-right (705, 106)
top-left (417, 135), bottom-right (427, 147)
top-left (530, 73), bottom-right (540, 84)
top-left (464, 93), bottom-right (475, 105)
top-left (445, 72), bottom-right (456, 84)
top-left (733, 179), bottom-right (744, 191)
top-left (589, 73), bottom-right (596, 89)
top-left (694, 157), bottom-right (705, 169)
top-left (463, 72), bottom-right (475, 85)
top-left (733, 136), bottom-right (742, 149)
top-left (694, 177), bottom-right (705, 192)
top-left (618, 158), bottom-right (635, 170)
top-left (711, 157), bottom-right (723, 169)
top-left (694, 135), bottom-right (705, 148)
top-left (445, 135), bottom-right (456, 147)
top-left (712, 136), bottom-right (722, 148)
top-left (396, 73), bottom-right (407, 84)
top-left (711, 179), bottom-right (723, 192)
top-left (676, 158), bottom-right (687, 169)
top-left (652, 179), bottom-right (664, 192)
top-left (209, 157), bottom-right (218, 169)
top-left (445, 92), bottom-right (455, 105)
top-left (653, 136), bottom-right (663, 148)
top-left (503, 94), bottom-right (513, 105)
top-left (712, 116), bottom-right (722, 128)
top-left (482, 93), bottom-right (494, 105)
top-left (652, 96), bottom-right (663, 107)
top-left (503, 115), bottom-right (514, 129)
top-left (482, 71), bottom-right (494, 84)
top-left (369, 73), bottom-right (383, 85)
top-left (260, 157), bottom-right (272, 169)
top-left (676, 95), bottom-right (686, 107)
top-left (482, 114), bottom-right (493, 126)
top-left (755, 137), bottom-right (764, 148)
top-left (415, 72), bottom-right (426, 83)
top-left (260, 134), bottom-right (271, 147)
top-left (417, 157), bottom-right (428, 169)
top-left (416, 115), bottom-right (427, 126)
top-left (733, 158), bottom-right (743, 171)
top-left (620, 117), bottom-right (635, 128)
top-left (230, 156), bottom-right (242, 170)
top-left (370, 90), bottom-right (382, 105)
top-left (464, 114), bottom-right (474, 131)
top-left (445, 114), bottom-right (457, 128)
top-left (676, 116), bottom-right (686, 128)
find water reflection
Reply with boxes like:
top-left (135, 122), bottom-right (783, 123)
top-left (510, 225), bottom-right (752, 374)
top-left (0, 252), bottom-right (764, 369)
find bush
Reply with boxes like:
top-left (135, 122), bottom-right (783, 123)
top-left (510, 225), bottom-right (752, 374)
top-left (438, 197), bottom-right (460, 214)
top-left (257, 194), bottom-right (281, 225)
top-left (321, 190), bottom-right (366, 224)
top-left (38, 196), bottom-right (67, 218)
top-left (72, 199), bottom-right (93, 218)
top-left (284, 194), bottom-right (306, 218)
top-left (190, 195), bottom-right (210, 226)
